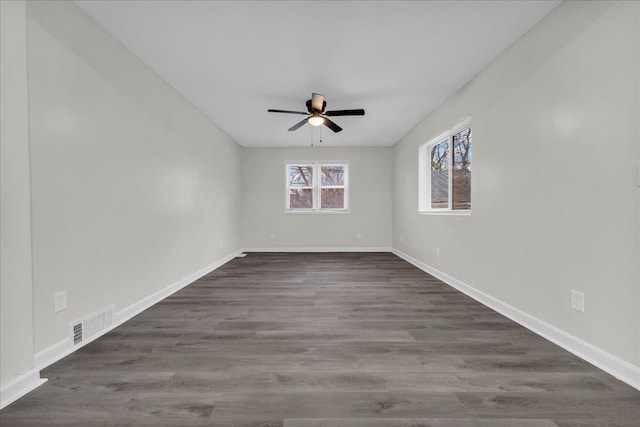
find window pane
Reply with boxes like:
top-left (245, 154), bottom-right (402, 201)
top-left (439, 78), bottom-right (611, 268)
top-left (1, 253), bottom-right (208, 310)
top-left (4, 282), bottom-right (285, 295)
top-left (321, 188), bottom-right (344, 209)
top-left (289, 165), bottom-right (313, 187)
top-left (321, 165), bottom-right (344, 186)
top-left (430, 139), bottom-right (449, 209)
top-left (452, 127), bottom-right (471, 210)
top-left (289, 188), bottom-right (313, 209)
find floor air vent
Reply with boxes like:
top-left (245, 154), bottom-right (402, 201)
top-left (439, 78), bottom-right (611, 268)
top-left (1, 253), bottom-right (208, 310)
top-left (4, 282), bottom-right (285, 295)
top-left (71, 306), bottom-right (114, 346)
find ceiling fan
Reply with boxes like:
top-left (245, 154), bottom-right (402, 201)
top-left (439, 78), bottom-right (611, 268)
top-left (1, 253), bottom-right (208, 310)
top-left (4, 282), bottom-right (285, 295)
top-left (268, 93), bottom-right (365, 133)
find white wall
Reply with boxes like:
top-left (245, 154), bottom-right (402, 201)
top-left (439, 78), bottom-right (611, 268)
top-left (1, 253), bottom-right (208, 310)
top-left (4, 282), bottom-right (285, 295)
top-left (3, 0), bottom-right (638, 403)
top-left (393, 0), bottom-right (639, 370)
top-left (25, 0), bottom-right (242, 355)
top-left (242, 147), bottom-right (392, 250)
top-left (1, 0), bottom-right (35, 385)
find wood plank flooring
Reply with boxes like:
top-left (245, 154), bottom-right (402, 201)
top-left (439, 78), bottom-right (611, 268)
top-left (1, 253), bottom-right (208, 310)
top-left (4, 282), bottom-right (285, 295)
top-left (1, 252), bottom-right (639, 426)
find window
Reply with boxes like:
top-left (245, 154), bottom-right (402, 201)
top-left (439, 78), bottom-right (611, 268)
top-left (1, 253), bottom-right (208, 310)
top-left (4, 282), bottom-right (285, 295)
top-left (286, 162), bottom-right (349, 213)
top-left (419, 120), bottom-right (471, 213)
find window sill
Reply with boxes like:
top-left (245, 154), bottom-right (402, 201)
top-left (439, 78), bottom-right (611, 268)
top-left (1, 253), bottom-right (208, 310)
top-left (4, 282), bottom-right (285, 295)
top-left (285, 209), bottom-right (350, 215)
top-left (419, 210), bottom-right (471, 216)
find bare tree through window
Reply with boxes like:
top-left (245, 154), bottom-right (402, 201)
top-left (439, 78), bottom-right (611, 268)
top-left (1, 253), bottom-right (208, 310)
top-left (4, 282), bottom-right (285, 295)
top-left (452, 127), bottom-right (471, 210)
top-left (430, 140), bottom-right (449, 208)
top-left (286, 163), bottom-right (348, 211)
top-left (289, 165), bottom-right (313, 209)
top-left (321, 165), bottom-right (345, 209)
top-left (419, 121), bottom-right (472, 212)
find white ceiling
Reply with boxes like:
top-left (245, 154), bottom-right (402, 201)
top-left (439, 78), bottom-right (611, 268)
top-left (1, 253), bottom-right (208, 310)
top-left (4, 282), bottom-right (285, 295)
top-left (75, 0), bottom-right (560, 147)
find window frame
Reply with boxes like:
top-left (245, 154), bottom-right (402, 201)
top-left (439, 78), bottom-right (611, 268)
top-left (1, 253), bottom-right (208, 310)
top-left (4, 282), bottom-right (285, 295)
top-left (285, 161), bottom-right (350, 214)
top-left (418, 118), bottom-right (472, 215)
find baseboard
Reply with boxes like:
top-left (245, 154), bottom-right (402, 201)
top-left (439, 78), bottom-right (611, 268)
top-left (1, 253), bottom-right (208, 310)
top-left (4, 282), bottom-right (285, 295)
top-left (20, 247), bottom-right (638, 408)
top-left (392, 248), bottom-right (640, 391)
top-left (0, 369), bottom-right (47, 410)
top-left (33, 250), bottom-right (242, 376)
top-left (243, 247), bottom-right (392, 253)
top-left (112, 250), bottom-right (242, 327)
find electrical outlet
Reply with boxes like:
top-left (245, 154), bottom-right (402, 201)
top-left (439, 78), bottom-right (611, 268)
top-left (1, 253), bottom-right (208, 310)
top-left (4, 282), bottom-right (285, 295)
top-left (356, 233), bottom-right (362, 240)
top-left (400, 234), bottom-right (404, 242)
top-left (54, 290), bottom-right (67, 313)
top-left (436, 248), bottom-right (441, 257)
top-left (269, 232), bottom-right (275, 240)
top-left (571, 290), bottom-right (585, 313)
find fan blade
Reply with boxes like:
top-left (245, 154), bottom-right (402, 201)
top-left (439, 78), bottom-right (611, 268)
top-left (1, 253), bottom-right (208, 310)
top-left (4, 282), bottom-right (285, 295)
top-left (311, 93), bottom-right (324, 112)
top-left (325, 109), bottom-right (365, 116)
top-left (323, 117), bottom-right (343, 133)
top-left (268, 109), bottom-right (308, 115)
top-left (288, 118), bottom-right (308, 131)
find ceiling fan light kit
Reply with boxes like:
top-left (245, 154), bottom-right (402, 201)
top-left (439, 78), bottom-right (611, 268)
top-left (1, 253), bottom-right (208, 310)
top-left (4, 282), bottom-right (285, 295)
top-left (308, 114), bottom-right (325, 127)
top-left (268, 93), bottom-right (365, 133)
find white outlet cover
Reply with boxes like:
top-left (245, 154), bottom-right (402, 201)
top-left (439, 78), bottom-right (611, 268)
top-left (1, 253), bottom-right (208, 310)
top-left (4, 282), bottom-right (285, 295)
top-left (571, 290), bottom-right (585, 313)
top-left (356, 233), bottom-right (362, 239)
top-left (54, 290), bottom-right (67, 313)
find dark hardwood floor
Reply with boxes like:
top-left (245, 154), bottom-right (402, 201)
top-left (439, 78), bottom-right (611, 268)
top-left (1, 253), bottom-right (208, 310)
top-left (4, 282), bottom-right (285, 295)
top-left (1, 252), bottom-right (639, 426)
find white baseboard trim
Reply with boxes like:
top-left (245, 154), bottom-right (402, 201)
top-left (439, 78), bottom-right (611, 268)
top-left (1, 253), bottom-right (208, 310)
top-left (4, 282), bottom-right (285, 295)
top-left (112, 250), bottom-right (242, 328)
top-left (0, 369), bottom-right (47, 410)
top-left (33, 250), bottom-right (242, 377)
top-left (392, 248), bottom-right (640, 391)
top-left (243, 247), bottom-right (392, 253)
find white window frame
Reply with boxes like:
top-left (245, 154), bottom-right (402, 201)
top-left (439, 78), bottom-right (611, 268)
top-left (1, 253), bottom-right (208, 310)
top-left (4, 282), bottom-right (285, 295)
top-left (418, 118), bottom-right (472, 215)
top-left (285, 161), bottom-right (350, 214)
